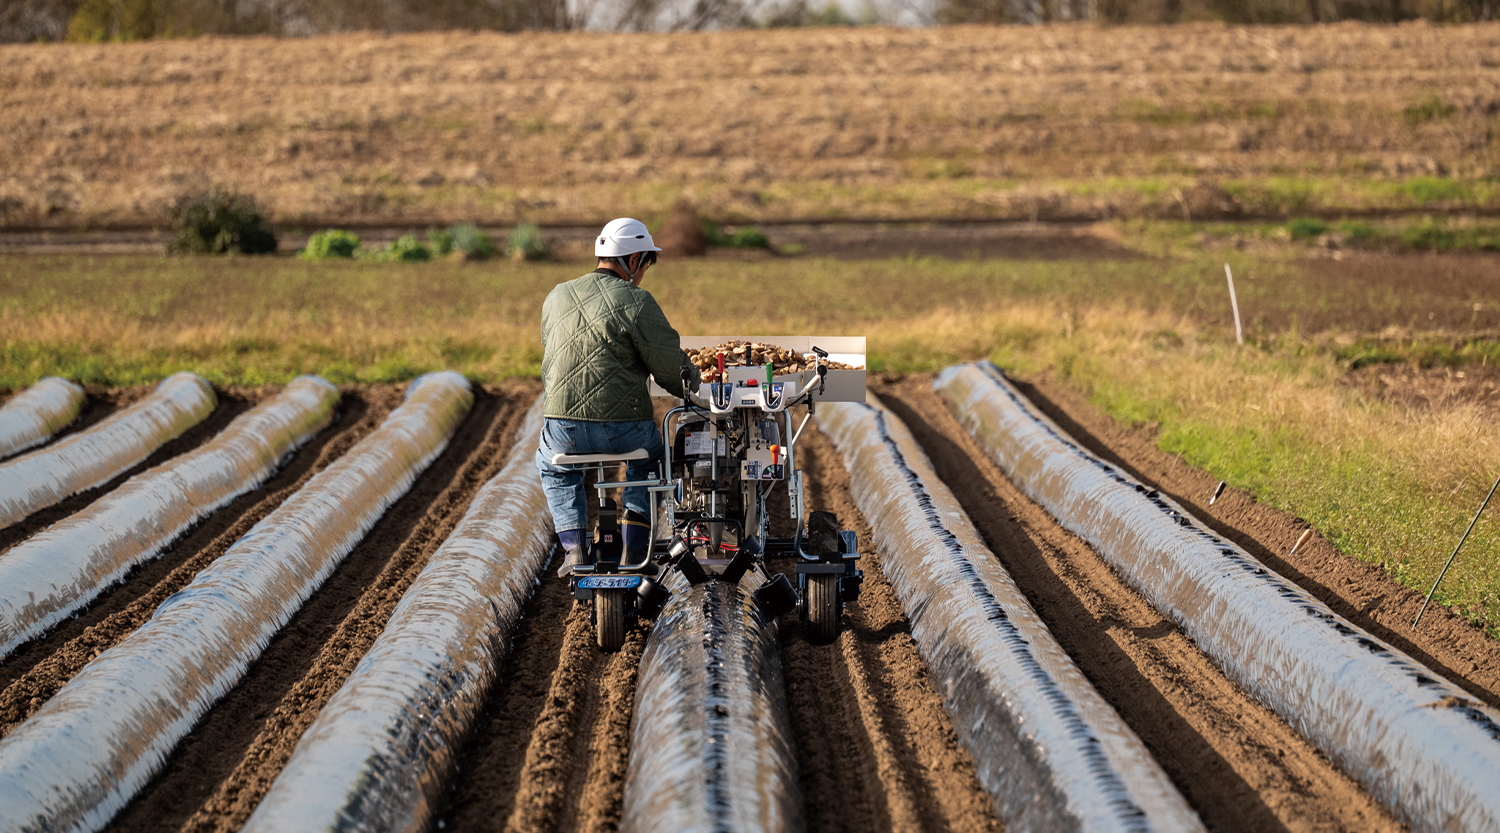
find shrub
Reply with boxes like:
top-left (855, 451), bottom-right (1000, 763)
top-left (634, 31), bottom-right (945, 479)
top-left (703, 222), bottom-right (773, 249)
top-left (166, 187), bottom-right (278, 255)
top-left (730, 227), bottom-right (771, 248)
top-left (301, 229), bottom-right (361, 259)
top-left (426, 227), bottom-right (455, 257)
top-left (506, 223), bottom-right (551, 261)
top-left (371, 233), bottom-right (431, 262)
top-left (451, 224), bottom-right (498, 260)
top-left (1287, 217), bottom-right (1328, 239)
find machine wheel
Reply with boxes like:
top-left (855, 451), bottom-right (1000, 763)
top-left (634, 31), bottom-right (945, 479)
top-left (595, 589), bottom-right (628, 652)
top-left (805, 574), bottom-right (840, 644)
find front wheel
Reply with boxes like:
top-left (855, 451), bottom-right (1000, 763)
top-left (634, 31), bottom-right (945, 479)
top-left (804, 574), bottom-right (840, 644)
top-left (595, 589), bottom-right (628, 652)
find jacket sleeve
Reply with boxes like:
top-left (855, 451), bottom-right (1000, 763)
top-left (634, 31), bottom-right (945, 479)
top-left (630, 294), bottom-right (700, 398)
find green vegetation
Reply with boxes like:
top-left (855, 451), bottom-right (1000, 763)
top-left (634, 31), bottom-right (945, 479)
top-left (505, 224), bottom-right (551, 261)
top-left (1116, 216), bottom-right (1500, 259)
top-left (301, 229), bottom-right (361, 259)
top-left (166, 187), bottom-right (278, 256)
top-left (370, 233), bottom-right (431, 262)
top-left (703, 222), bottom-right (773, 249)
top-left (1, 250), bottom-right (1498, 635)
top-left (1403, 94), bottom-right (1458, 125)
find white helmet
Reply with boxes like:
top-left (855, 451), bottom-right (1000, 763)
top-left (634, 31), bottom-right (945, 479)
top-left (595, 217), bottom-right (662, 257)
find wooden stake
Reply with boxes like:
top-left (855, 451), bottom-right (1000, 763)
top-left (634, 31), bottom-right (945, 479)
top-left (1225, 263), bottom-right (1244, 346)
top-left (1288, 528), bottom-right (1313, 557)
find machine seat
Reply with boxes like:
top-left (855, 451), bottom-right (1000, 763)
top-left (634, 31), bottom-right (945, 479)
top-left (551, 449), bottom-right (650, 466)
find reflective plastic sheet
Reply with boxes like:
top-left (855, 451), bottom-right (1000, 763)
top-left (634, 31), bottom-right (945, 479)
top-left (0, 371), bottom-right (472, 833)
top-left (818, 398), bottom-right (1203, 833)
top-left (244, 396), bottom-right (550, 833)
top-left (0, 377), bottom-right (86, 461)
top-left (621, 567), bottom-right (802, 833)
top-left (936, 361), bottom-right (1500, 833)
top-left (0, 372), bottom-right (215, 530)
top-left (0, 376), bottom-right (340, 660)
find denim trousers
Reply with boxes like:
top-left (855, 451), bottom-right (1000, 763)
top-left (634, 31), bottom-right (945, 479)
top-left (535, 417), bottom-right (664, 533)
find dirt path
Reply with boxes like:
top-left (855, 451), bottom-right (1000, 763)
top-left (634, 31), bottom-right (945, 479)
top-left (874, 376), bottom-right (1404, 833)
top-left (439, 570), bottom-right (647, 833)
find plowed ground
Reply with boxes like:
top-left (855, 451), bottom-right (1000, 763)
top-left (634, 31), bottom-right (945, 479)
top-left (2, 376), bottom-right (1496, 832)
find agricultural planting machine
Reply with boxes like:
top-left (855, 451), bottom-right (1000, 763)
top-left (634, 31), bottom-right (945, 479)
top-left (557, 336), bottom-right (867, 651)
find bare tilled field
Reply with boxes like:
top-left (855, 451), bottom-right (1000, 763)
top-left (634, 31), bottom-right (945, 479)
top-left (2, 367), bottom-right (1498, 832)
top-left (3, 23), bottom-right (1499, 227)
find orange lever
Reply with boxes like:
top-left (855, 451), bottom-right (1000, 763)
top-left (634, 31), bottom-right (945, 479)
top-left (771, 444), bottom-right (780, 466)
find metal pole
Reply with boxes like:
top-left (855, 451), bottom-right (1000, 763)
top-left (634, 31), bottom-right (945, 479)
top-left (1414, 469), bottom-right (1500, 627)
top-left (1225, 263), bottom-right (1244, 346)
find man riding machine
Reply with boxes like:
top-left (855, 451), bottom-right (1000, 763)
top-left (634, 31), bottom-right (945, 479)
top-left (536, 218), bottom-right (862, 651)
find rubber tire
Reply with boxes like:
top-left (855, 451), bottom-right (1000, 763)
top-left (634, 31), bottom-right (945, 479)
top-left (805, 574), bottom-right (840, 644)
top-left (595, 589), bottom-right (628, 652)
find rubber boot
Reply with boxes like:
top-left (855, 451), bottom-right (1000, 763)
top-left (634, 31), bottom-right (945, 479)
top-left (621, 508), bottom-right (652, 567)
top-left (557, 529), bottom-right (592, 578)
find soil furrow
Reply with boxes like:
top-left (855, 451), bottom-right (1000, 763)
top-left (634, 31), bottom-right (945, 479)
top-left (0, 390), bottom-right (386, 733)
top-left (0, 391), bottom-right (254, 554)
top-left (776, 424), bottom-right (1003, 833)
top-left (101, 385), bottom-right (505, 833)
top-left (873, 376), bottom-right (1401, 833)
top-left (439, 559), bottom-right (573, 830)
top-left (177, 383), bottom-right (536, 833)
top-left (439, 567), bottom-right (646, 833)
top-left (1009, 373), bottom-right (1500, 710)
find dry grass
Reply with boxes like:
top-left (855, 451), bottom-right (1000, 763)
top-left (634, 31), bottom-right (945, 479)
top-left (3, 23), bottom-right (1500, 227)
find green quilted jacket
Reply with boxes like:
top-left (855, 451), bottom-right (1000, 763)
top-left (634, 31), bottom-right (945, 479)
top-left (540, 270), bottom-right (698, 422)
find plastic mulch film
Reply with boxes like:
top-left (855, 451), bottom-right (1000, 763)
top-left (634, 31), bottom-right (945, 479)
top-left (936, 361), bottom-right (1500, 833)
top-left (621, 567), bottom-right (802, 833)
top-left (818, 397), bottom-right (1203, 833)
top-left (0, 376), bottom-right (341, 660)
top-left (0, 372), bottom-right (215, 530)
top-left (0, 377), bottom-right (86, 461)
top-left (0, 371), bottom-right (472, 833)
top-left (244, 396), bottom-right (550, 833)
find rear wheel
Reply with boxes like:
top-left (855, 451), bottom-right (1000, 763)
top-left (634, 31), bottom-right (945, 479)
top-left (805, 574), bottom-right (840, 644)
top-left (595, 589), bottom-right (628, 652)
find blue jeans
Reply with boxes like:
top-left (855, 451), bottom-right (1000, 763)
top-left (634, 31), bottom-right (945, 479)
top-left (535, 418), bottom-right (664, 533)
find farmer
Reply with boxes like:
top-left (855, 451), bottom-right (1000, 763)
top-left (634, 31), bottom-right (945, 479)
top-left (537, 217), bottom-right (700, 577)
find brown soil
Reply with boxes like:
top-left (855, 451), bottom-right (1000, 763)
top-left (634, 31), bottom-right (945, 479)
top-left (1345, 361), bottom-right (1500, 417)
top-left (438, 571), bottom-right (648, 833)
top-left (1003, 371), bottom-right (1500, 710)
top-left (1276, 253), bottom-right (1500, 335)
top-left (873, 375), bottom-right (1402, 833)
